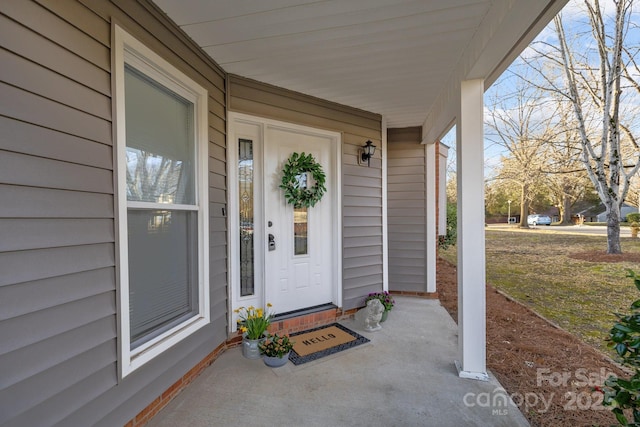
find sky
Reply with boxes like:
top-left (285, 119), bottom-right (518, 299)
top-left (443, 0), bottom-right (640, 181)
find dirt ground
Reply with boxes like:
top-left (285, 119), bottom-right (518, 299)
top-left (436, 255), bottom-right (635, 427)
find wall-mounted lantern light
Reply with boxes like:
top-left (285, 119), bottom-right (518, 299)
top-left (360, 140), bottom-right (376, 167)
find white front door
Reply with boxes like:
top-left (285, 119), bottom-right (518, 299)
top-left (228, 113), bottom-right (342, 325)
top-left (264, 126), bottom-right (336, 314)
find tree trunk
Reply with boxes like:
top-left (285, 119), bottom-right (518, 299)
top-left (606, 202), bottom-right (622, 254)
top-left (558, 205), bottom-right (565, 224)
top-left (519, 183), bottom-right (530, 228)
top-left (561, 193), bottom-right (572, 225)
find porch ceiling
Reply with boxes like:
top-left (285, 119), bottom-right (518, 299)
top-left (154, 0), bottom-right (568, 134)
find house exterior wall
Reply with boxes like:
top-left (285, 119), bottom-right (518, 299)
top-left (387, 127), bottom-right (428, 293)
top-left (0, 1), bottom-right (227, 426)
top-left (228, 75), bottom-right (383, 310)
top-left (596, 205), bottom-right (639, 222)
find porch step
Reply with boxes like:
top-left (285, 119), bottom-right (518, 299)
top-left (268, 304), bottom-right (354, 336)
top-left (272, 303), bottom-right (337, 321)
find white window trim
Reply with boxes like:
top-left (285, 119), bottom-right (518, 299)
top-left (114, 25), bottom-right (209, 378)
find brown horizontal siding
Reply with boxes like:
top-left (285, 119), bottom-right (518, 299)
top-left (0, 291), bottom-right (116, 357)
top-left (388, 240), bottom-right (425, 251)
top-left (7, 366), bottom-right (117, 427)
top-left (388, 155), bottom-right (424, 165)
top-left (388, 216), bottom-right (426, 225)
top-left (228, 74), bottom-right (382, 311)
top-left (0, 219), bottom-right (114, 252)
top-left (343, 245), bottom-right (381, 258)
top-left (344, 236), bottom-right (382, 248)
top-left (343, 195), bottom-right (382, 208)
top-left (0, 14), bottom-right (111, 95)
top-left (343, 216), bottom-right (382, 227)
top-left (343, 226), bottom-right (383, 238)
top-left (1, 340), bottom-right (116, 423)
top-left (36, 0), bottom-right (111, 46)
top-left (0, 244), bottom-right (115, 288)
top-left (343, 255), bottom-right (384, 269)
top-left (388, 173), bottom-right (425, 183)
top-left (0, 48), bottom-right (111, 120)
top-left (388, 182), bottom-right (425, 192)
top-left (0, 184), bottom-right (114, 218)
top-left (1, 316), bottom-right (115, 389)
top-left (0, 82), bottom-right (112, 144)
top-left (3, 0), bottom-right (110, 71)
top-left (387, 127), bottom-right (427, 293)
top-left (343, 205), bottom-right (381, 218)
top-left (0, 151), bottom-right (113, 193)
top-left (388, 199), bottom-right (425, 208)
top-left (388, 277), bottom-right (427, 291)
top-left (0, 1), bottom-right (228, 427)
top-left (0, 116), bottom-right (113, 168)
top-left (0, 268), bottom-right (115, 321)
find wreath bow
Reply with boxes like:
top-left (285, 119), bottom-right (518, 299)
top-left (279, 152), bottom-right (326, 208)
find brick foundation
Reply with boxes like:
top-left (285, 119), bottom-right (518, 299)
top-left (267, 306), bottom-right (357, 336)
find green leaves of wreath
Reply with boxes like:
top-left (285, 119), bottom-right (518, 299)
top-left (279, 152), bottom-right (326, 208)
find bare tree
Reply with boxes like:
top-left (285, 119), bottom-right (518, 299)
top-left (485, 77), bottom-right (558, 227)
top-left (527, 0), bottom-right (640, 253)
top-left (541, 104), bottom-right (594, 224)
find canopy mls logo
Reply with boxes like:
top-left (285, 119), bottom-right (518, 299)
top-left (463, 368), bottom-right (614, 416)
top-left (536, 367), bottom-right (615, 388)
top-left (463, 387), bottom-right (552, 416)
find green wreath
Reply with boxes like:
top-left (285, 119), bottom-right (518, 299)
top-left (279, 152), bottom-right (326, 208)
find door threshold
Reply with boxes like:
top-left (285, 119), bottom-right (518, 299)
top-left (273, 303), bottom-right (337, 321)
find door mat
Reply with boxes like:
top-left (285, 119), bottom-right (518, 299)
top-left (288, 323), bottom-right (369, 365)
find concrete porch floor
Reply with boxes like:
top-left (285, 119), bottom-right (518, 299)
top-left (146, 297), bottom-right (529, 427)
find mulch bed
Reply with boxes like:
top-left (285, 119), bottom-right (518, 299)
top-left (437, 256), bottom-right (630, 427)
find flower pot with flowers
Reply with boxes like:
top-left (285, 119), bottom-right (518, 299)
top-left (235, 304), bottom-right (273, 359)
top-left (259, 333), bottom-right (294, 367)
top-left (365, 291), bottom-right (395, 322)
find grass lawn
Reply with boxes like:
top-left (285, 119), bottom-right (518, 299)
top-left (440, 229), bottom-right (640, 354)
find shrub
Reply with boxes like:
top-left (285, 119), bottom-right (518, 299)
top-left (627, 213), bottom-right (640, 224)
top-left (438, 202), bottom-right (457, 250)
top-left (603, 270), bottom-right (640, 425)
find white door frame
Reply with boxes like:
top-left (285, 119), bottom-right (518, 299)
top-left (227, 112), bottom-right (342, 331)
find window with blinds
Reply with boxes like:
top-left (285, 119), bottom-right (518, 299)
top-left (115, 25), bottom-right (209, 376)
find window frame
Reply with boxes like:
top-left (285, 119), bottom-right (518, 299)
top-left (114, 25), bottom-right (210, 377)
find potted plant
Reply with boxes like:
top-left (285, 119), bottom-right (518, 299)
top-left (234, 304), bottom-right (273, 359)
top-left (365, 291), bottom-right (395, 322)
top-left (259, 333), bottom-right (294, 367)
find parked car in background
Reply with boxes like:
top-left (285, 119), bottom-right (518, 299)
top-left (527, 214), bottom-right (552, 226)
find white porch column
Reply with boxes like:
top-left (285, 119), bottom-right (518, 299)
top-left (455, 79), bottom-right (488, 381)
top-left (424, 141), bottom-right (437, 293)
top-left (382, 117), bottom-right (389, 292)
